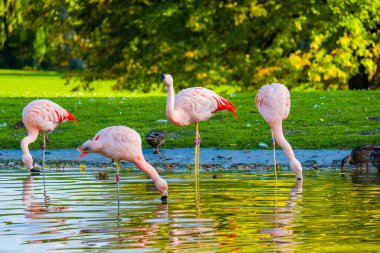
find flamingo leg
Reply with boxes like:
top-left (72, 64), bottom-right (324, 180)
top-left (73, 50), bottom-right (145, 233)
top-left (271, 129), bottom-right (278, 182)
top-left (116, 161), bottom-right (121, 215)
top-left (366, 162), bottom-right (369, 173)
top-left (42, 133), bottom-right (47, 195)
top-left (194, 122), bottom-right (201, 175)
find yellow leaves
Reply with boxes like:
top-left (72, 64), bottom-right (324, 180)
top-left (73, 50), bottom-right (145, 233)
top-left (310, 34), bottom-right (328, 50)
top-left (234, 13), bottom-right (247, 26)
top-left (313, 75), bottom-right (321, 82)
top-left (361, 59), bottom-right (376, 79)
top-left (147, 65), bottom-right (158, 75)
top-left (255, 66), bottom-right (280, 78)
top-left (184, 63), bottom-right (195, 72)
top-left (184, 50), bottom-right (201, 58)
top-left (295, 20), bottom-right (302, 31)
top-left (249, 2), bottom-right (267, 18)
top-left (187, 15), bottom-right (207, 32)
top-left (339, 33), bottom-right (351, 48)
top-left (372, 43), bottom-right (380, 57)
top-left (196, 72), bottom-right (207, 80)
top-left (288, 51), bottom-right (311, 70)
top-left (324, 68), bottom-right (337, 80)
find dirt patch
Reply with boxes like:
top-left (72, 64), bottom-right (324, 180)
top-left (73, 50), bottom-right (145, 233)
top-left (358, 130), bottom-right (380, 135)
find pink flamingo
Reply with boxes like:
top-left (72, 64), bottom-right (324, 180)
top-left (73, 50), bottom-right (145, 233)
top-left (255, 83), bottom-right (303, 180)
top-left (161, 74), bottom-right (238, 171)
top-left (77, 126), bottom-right (168, 209)
top-left (21, 99), bottom-right (77, 173)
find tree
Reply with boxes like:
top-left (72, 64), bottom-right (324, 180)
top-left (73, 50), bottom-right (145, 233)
top-left (1, 0), bottom-right (379, 90)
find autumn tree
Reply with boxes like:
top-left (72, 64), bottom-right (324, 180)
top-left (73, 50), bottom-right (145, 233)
top-left (1, 0), bottom-right (379, 90)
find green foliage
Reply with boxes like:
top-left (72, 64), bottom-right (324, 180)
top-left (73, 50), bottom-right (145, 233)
top-left (1, 0), bottom-right (379, 90)
top-left (64, 0), bottom-right (380, 91)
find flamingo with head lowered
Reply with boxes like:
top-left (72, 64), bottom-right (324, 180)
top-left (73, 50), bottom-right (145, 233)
top-left (161, 74), bottom-right (238, 172)
top-left (21, 99), bottom-right (77, 174)
top-left (255, 83), bottom-right (303, 180)
top-left (77, 126), bottom-right (168, 211)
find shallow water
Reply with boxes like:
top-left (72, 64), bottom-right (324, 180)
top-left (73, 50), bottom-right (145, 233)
top-left (1, 168), bottom-right (380, 252)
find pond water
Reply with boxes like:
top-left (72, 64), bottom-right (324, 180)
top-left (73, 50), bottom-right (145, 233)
top-left (1, 168), bottom-right (380, 252)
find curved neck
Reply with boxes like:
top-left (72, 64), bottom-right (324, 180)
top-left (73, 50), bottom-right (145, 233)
top-left (134, 156), bottom-right (162, 182)
top-left (166, 84), bottom-right (176, 122)
top-left (271, 123), bottom-right (296, 161)
top-left (21, 129), bottom-right (39, 156)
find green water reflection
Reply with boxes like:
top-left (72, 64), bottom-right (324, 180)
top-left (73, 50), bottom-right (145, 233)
top-left (0, 169), bottom-right (379, 252)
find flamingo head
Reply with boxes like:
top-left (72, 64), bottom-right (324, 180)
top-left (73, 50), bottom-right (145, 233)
top-left (161, 74), bottom-right (173, 87)
top-left (77, 143), bottom-right (90, 160)
top-left (290, 159), bottom-right (303, 180)
top-left (153, 177), bottom-right (168, 197)
top-left (22, 153), bottom-right (33, 170)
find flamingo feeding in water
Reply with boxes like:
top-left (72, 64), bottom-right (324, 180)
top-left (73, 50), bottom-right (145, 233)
top-left (161, 74), bottom-right (238, 171)
top-left (21, 99), bottom-right (77, 173)
top-left (255, 83), bottom-right (303, 180)
top-left (77, 126), bottom-right (168, 209)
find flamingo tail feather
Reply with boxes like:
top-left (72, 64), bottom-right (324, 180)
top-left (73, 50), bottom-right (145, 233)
top-left (213, 96), bottom-right (238, 120)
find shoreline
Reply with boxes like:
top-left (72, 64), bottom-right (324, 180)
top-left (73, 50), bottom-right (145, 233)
top-left (0, 148), bottom-right (351, 170)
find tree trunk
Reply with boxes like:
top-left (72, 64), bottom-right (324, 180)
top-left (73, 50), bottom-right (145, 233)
top-left (348, 65), bottom-right (369, 90)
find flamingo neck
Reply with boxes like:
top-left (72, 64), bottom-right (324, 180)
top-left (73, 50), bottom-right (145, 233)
top-left (271, 122), bottom-right (303, 179)
top-left (134, 156), bottom-right (162, 182)
top-left (271, 122), bottom-right (295, 161)
top-left (21, 130), bottom-right (39, 156)
top-left (166, 84), bottom-right (177, 123)
top-left (21, 129), bottom-right (39, 169)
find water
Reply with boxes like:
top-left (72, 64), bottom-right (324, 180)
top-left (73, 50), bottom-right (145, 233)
top-left (1, 168), bottom-right (380, 252)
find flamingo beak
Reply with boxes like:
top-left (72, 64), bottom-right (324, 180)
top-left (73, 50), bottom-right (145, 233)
top-left (78, 151), bottom-right (88, 161)
top-left (77, 145), bottom-right (88, 161)
top-left (161, 74), bottom-right (165, 82)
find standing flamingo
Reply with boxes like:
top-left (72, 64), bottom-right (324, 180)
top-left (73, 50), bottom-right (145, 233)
top-left (77, 126), bottom-right (168, 210)
top-left (255, 83), bottom-right (303, 180)
top-left (21, 99), bottom-right (77, 174)
top-left (161, 74), bottom-right (238, 172)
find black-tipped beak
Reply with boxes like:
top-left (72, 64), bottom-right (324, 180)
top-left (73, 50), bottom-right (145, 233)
top-left (161, 196), bottom-right (168, 204)
top-left (161, 74), bottom-right (166, 82)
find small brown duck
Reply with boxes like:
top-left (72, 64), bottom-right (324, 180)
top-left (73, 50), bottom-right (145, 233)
top-left (341, 145), bottom-right (380, 173)
top-left (146, 130), bottom-right (166, 154)
top-left (370, 152), bottom-right (380, 172)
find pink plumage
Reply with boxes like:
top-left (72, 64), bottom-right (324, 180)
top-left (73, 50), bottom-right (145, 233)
top-left (255, 83), bottom-right (303, 180)
top-left (162, 74), bottom-right (238, 126)
top-left (21, 99), bottom-right (77, 170)
top-left (77, 126), bottom-right (168, 197)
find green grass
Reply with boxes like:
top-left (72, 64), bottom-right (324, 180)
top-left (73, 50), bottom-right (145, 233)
top-left (0, 69), bottom-right (379, 150)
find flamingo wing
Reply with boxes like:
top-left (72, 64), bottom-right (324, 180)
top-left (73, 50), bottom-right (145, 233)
top-left (175, 87), bottom-right (237, 123)
top-left (92, 126), bottom-right (142, 162)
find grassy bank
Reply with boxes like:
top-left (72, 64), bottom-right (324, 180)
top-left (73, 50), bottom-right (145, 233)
top-left (0, 70), bottom-right (379, 150)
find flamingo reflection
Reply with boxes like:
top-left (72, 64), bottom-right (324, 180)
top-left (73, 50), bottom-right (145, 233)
top-left (23, 176), bottom-right (70, 220)
top-left (258, 180), bottom-right (303, 251)
top-left (22, 176), bottom-right (70, 245)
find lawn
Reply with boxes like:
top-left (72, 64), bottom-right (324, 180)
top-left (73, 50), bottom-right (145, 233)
top-left (0, 69), bottom-right (379, 150)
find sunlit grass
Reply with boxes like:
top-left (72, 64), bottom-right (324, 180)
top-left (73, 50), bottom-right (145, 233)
top-left (0, 69), bottom-right (166, 97)
top-left (0, 69), bottom-right (380, 150)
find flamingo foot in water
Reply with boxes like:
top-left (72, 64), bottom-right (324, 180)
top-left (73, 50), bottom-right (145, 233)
top-left (161, 196), bottom-right (168, 204)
